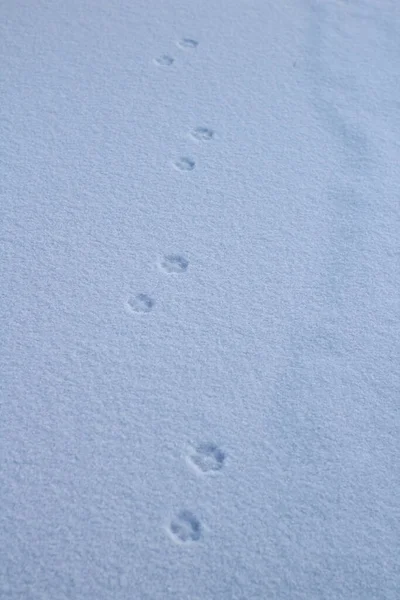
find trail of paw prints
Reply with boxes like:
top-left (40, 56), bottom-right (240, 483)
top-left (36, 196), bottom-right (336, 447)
top-left (165, 443), bottom-right (226, 545)
top-left (187, 442), bottom-right (226, 475)
top-left (171, 129), bottom-right (215, 170)
top-left (124, 254), bottom-right (189, 317)
top-left (167, 510), bottom-right (202, 544)
top-left (154, 37), bottom-right (198, 68)
top-left (125, 293), bottom-right (155, 314)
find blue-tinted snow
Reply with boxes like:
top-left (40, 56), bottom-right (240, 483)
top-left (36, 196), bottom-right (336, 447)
top-left (1, 0), bottom-right (399, 598)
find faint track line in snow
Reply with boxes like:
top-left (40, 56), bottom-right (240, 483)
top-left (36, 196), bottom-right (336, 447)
top-left (307, 0), bottom-right (373, 170)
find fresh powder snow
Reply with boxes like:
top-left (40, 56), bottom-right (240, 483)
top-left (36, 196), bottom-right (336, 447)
top-left (1, 0), bottom-right (399, 598)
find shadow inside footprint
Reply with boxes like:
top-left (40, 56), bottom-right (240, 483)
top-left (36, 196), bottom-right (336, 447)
top-left (173, 157), bottom-right (195, 171)
top-left (188, 442), bottom-right (226, 473)
top-left (160, 254), bottom-right (189, 274)
top-left (154, 55), bottom-right (174, 66)
top-left (169, 510), bottom-right (202, 543)
top-left (177, 38), bottom-right (199, 49)
top-left (126, 293), bottom-right (154, 313)
top-left (190, 126), bottom-right (214, 141)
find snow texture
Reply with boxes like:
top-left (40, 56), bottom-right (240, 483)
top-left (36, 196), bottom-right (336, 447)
top-left (1, 0), bottom-right (399, 598)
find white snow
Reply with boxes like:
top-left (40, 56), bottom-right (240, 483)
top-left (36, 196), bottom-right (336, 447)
top-left (1, 0), bottom-right (399, 598)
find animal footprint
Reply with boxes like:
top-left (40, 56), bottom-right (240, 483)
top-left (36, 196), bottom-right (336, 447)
top-left (177, 38), bottom-right (198, 50)
top-left (160, 254), bottom-right (189, 274)
top-left (126, 293), bottom-right (155, 313)
top-left (168, 510), bottom-right (202, 543)
top-left (154, 55), bottom-right (174, 66)
top-left (190, 127), bottom-right (214, 142)
top-left (173, 157), bottom-right (195, 171)
top-left (187, 442), bottom-right (226, 474)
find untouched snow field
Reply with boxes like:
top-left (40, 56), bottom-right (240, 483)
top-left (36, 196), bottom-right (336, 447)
top-left (1, 0), bottom-right (399, 598)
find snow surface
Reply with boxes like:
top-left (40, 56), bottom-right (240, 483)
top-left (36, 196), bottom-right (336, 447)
top-left (1, 0), bottom-right (400, 598)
